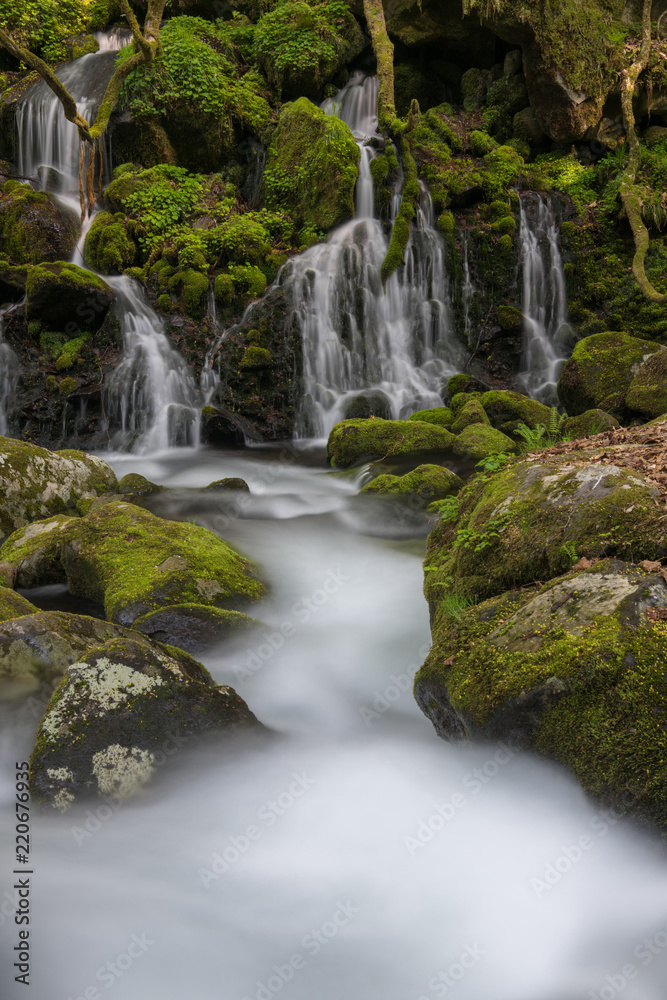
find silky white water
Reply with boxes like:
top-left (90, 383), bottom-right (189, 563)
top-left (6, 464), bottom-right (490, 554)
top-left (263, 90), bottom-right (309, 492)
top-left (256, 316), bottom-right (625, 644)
top-left (0, 312), bottom-right (19, 436)
top-left (518, 194), bottom-right (573, 406)
top-left (3, 449), bottom-right (666, 1000)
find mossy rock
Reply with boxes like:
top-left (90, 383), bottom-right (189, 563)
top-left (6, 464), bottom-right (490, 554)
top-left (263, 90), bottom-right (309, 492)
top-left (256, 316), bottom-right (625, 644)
top-left (343, 391), bottom-right (392, 421)
top-left (0, 610), bottom-right (156, 699)
top-left (626, 350), bottom-right (667, 420)
top-left (496, 304), bottom-right (523, 332)
top-left (204, 478), bottom-right (250, 492)
top-left (262, 97), bottom-right (360, 232)
top-left (25, 262), bottom-right (113, 333)
top-left (133, 603), bottom-right (262, 655)
top-left (452, 423), bottom-right (516, 461)
top-left (326, 419), bottom-right (456, 469)
top-left (446, 373), bottom-right (487, 400)
top-left (449, 391), bottom-right (482, 414)
top-left (0, 187), bottom-right (78, 264)
top-left (557, 333), bottom-right (663, 416)
top-left (415, 560), bottom-right (667, 829)
top-left (0, 588), bottom-right (38, 625)
top-left (0, 515), bottom-right (77, 588)
top-left (407, 407), bottom-right (454, 427)
top-left (0, 438), bottom-right (116, 539)
top-left (479, 390), bottom-right (553, 430)
top-left (30, 637), bottom-right (261, 810)
top-left (563, 409), bottom-right (619, 439)
top-left (240, 346), bottom-right (273, 369)
top-left (469, 130), bottom-right (498, 157)
top-left (83, 211), bottom-right (136, 274)
top-left (450, 398), bottom-right (490, 435)
top-left (424, 459), bottom-right (666, 608)
top-left (0, 261), bottom-right (27, 303)
top-left (360, 464), bottom-right (463, 506)
top-left (118, 473), bottom-right (165, 497)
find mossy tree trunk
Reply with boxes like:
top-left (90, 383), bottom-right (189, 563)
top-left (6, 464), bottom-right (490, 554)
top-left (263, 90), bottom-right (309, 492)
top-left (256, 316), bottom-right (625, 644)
top-left (620, 0), bottom-right (666, 304)
top-left (362, 0), bottom-right (395, 128)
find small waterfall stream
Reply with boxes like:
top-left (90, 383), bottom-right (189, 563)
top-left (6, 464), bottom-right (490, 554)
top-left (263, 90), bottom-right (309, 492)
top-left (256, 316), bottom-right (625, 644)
top-left (0, 310), bottom-right (19, 435)
top-left (518, 193), bottom-right (572, 405)
top-left (15, 34), bottom-right (202, 452)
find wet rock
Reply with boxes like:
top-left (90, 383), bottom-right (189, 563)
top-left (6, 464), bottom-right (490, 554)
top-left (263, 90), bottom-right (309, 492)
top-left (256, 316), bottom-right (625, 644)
top-left (0, 588), bottom-right (38, 625)
top-left (342, 391), bottom-right (392, 421)
top-left (25, 262), bottom-right (114, 333)
top-left (30, 637), bottom-right (261, 810)
top-left (0, 185), bottom-right (78, 264)
top-left (327, 418), bottom-right (456, 469)
top-left (118, 473), bottom-right (165, 497)
top-left (0, 438), bottom-right (117, 539)
top-left (204, 478), bottom-right (250, 492)
top-left (416, 559), bottom-right (667, 828)
top-left (133, 603), bottom-right (261, 654)
top-left (200, 405), bottom-right (263, 447)
top-left (360, 464), bottom-right (463, 506)
top-left (626, 350), bottom-right (667, 420)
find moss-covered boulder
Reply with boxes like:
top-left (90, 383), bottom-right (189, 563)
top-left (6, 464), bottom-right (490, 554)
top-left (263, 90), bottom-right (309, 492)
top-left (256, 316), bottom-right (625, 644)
top-left (563, 409), bottom-right (619, 439)
top-left (360, 464), bottom-right (463, 506)
top-left (0, 611), bottom-right (155, 699)
top-left (25, 262), bottom-right (114, 333)
top-left (407, 407), bottom-right (454, 427)
top-left (0, 588), bottom-right (38, 625)
top-left (262, 97), bottom-right (360, 232)
top-left (415, 560), bottom-right (667, 828)
top-left (343, 391), bottom-right (392, 421)
top-left (451, 423), bottom-right (516, 461)
top-left (133, 604), bottom-right (261, 655)
top-left (83, 211), bottom-right (136, 274)
top-left (450, 398), bottom-right (490, 435)
top-left (0, 438), bottom-right (117, 539)
top-left (327, 419), bottom-right (456, 469)
top-left (0, 186), bottom-right (78, 264)
top-left (424, 458), bottom-right (666, 607)
top-left (0, 515), bottom-right (76, 587)
top-left (446, 373), bottom-right (488, 400)
top-left (557, 333), bottom-right (663, 417)
top-left (30, 637), bottom-right (260, 810)
top-left (204, 478), bottom-right (251, 492)
top-left (0, 260), bottom-right (27, 303)
top-left (626, 350), bottom-right (667, 420)
top-left (117, 473), bottom-right (165, 497)
top-left (479, 390), bottom-right (553, 430)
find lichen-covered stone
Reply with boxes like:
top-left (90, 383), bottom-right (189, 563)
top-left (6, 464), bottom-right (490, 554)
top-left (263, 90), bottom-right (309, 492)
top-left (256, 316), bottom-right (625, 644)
top-left (262, 97), bottom-right (360, 232)
top-left (415, 559), bottom-right (667, 828)
top-left (327, 418), bottom-right (456, 469)
top-left (450, 398), bottom-right (490, 435)
top-left (133, 604), bottom-right (261, 655)
top-left (626, 350), bottom-right (667, 420)
top-left (30, 637), bottom-right (261, 810)
top-left (563, 409), bottom-right (619, 439)
top-left (407, 407), bottom-right (454, 427)
top-left (451, 423), bottom-right (516, 461)
top-left (0, 438), bottom-right (117, 539)
top-left (360, 464), bottom-right (463, 506)
top-left (424, 458), bottom-right (666, 607)
top-left (0, 588), bottom-right (38, 625)
top-left (557, 333), bottom-right (663, 416)
top-left (25, 262), bottom-right (113, 333)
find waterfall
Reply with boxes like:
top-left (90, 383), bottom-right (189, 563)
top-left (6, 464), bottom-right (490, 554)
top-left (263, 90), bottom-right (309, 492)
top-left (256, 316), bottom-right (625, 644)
top-left (518, 193), bottom-right (572, 405)
top-left (0, 311), bottom-right (19, 436)
top-left (285, 73), bottom-right (464, 439)
top-left (14, 36), bottom-right (203, 453)
top-left (103, 277), bottom-right (201, 453)
top-left (461, 230), bottom-right (476, 345)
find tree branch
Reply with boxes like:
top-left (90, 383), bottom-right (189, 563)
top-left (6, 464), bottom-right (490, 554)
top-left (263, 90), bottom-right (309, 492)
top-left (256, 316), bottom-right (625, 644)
top-left (362, 0), bottom-right (395, 128)
top-left (619, 0), bottom-right (666, 302)
top-left (118, 0), bottom-right (154, 62)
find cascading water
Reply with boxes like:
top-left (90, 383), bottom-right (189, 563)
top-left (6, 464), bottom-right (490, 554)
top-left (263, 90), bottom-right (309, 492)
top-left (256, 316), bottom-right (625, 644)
top-left (284, 73), bottom-right (464, 438)
top-left (103, 277), bottom-right (201, 453)
top-left (14, 34), bottom-right (202, 451)
top-left (518, 193), bottom-right (573, 405)
top-left (0, 310), bottom-right (19, 435)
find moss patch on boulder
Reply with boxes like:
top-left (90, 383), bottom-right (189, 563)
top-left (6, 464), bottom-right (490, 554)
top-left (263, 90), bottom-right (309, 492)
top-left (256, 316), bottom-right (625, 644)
top-left (25, 262), bottom-right (113, 333)
top-left (557, 333), bottom-right (663, 416)
top-left (361, 464), bottom-right (463, 506)
top-left (563, 409), bottom-right (619, 439)
top-left (0, 186), bottom-right (78, 264)
top-left (327, 418), bottom-right (456, 469)
top-left (407, 407), bottom-right (454, 427)
top-left (452, 423), bottom-right (516, 461)
top-left (84, 211), bottom-right (136, 274)
top-left (626, 350), bottom-right (667, 420)
top-left (479, 390), bottom-right (553, 430)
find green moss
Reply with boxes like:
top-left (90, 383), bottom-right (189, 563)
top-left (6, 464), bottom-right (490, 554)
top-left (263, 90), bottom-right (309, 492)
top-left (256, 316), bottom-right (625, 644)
top-left (263, 97), bottom-right (360, 232)
top-left (0, 587), bottom-right (38, 623)
top-left (496, 304), bottom-right (523, 331)
top-left (167, 268), bottom-right (209, 319)
top-left (450, 399), bottom-right (490, 435)
top-left (240, 346), bottom-right (273, 368)
top-left (479, 390), bottom-right (552, 430)
top-left (452, 423), bottom-right (516, 461)
top-left (84, 212), bottom-right (136, 275)
top-left (360, 464), bottom-right (463, 505)
top-left (562, 408), bottom-right (619, 439)
top-left (626, 350), bottom-right (667, 419)
top-left (0, 187), bottom-right (77, 265)
top-left (557, 332), bottom-right (662, 416)
top-left (327, 418), bottom-right (456, 469)
top-left (407, 407), bottom-right (454, 427)
top-left (25, 263), bottom-right (113, 333)
top-left (381, 131), bottom-right (419, 285)
top-left (45, 376), bottom-right (57, 395)
top-left (469, 130), bottom-right (498, 157)
top-left (58, 378), bottom-right (77, 398)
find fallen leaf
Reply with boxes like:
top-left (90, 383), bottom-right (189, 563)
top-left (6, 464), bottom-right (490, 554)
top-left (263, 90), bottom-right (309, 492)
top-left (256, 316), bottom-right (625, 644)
top-left (640, 560), bottom-right (664, 573)
top-left (443, 655), bottom-right (455, 666)
top-left (573, 557), bottom-right (596, 570)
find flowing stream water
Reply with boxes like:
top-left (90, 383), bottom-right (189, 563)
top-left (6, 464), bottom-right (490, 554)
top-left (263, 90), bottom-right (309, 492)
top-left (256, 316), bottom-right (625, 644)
top-left (2, 447), bottom-right (667, 999)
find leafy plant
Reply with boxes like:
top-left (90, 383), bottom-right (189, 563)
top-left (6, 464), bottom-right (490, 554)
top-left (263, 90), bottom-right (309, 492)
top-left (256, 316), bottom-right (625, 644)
top-left (440, 591), bottom-right (478, 620)
top-left (430, 496), bottom-right (460, 524)
top-left (475, 452), bottom-right (512, 473)
top-left (515, 408), bottom-right (569, 452)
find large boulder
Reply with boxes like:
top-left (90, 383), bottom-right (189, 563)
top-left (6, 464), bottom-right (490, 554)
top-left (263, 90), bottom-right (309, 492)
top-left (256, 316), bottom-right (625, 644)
top-left (626, 349), bottom-right (667, 420)
top-left (424, 457), bottom-right (666, 607)
top-left (0, 501), bottom-right (265, 625)
top-left (0, 439), bottom-right (117, 539)
top-left (478, 390), bottom-right (553, 431)
top-left (25, 262), bottom-right (114, 333)
top-left (407, 407), bottom-right (454, 427)
top-left (557, 333), bottom-right (662, 416)
top-left (360, 464), bottom-right (463, 506)
top-left (262, 97), bottom-right (360, 232)
top-left (327, 418), bottom-right (456, 468)
top-left (0, 588), bottom-right (38, 626)
top-left (30, 637), bottom-right (260, 811)
top-left (415, 559), bottom-right (667, 828)
top-left (0, 184), bottom-right (78, 264)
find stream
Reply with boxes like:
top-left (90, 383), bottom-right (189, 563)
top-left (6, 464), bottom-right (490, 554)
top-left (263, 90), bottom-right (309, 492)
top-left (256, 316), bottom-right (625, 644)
top-left (2, 447), bottom-right (667, 1000)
